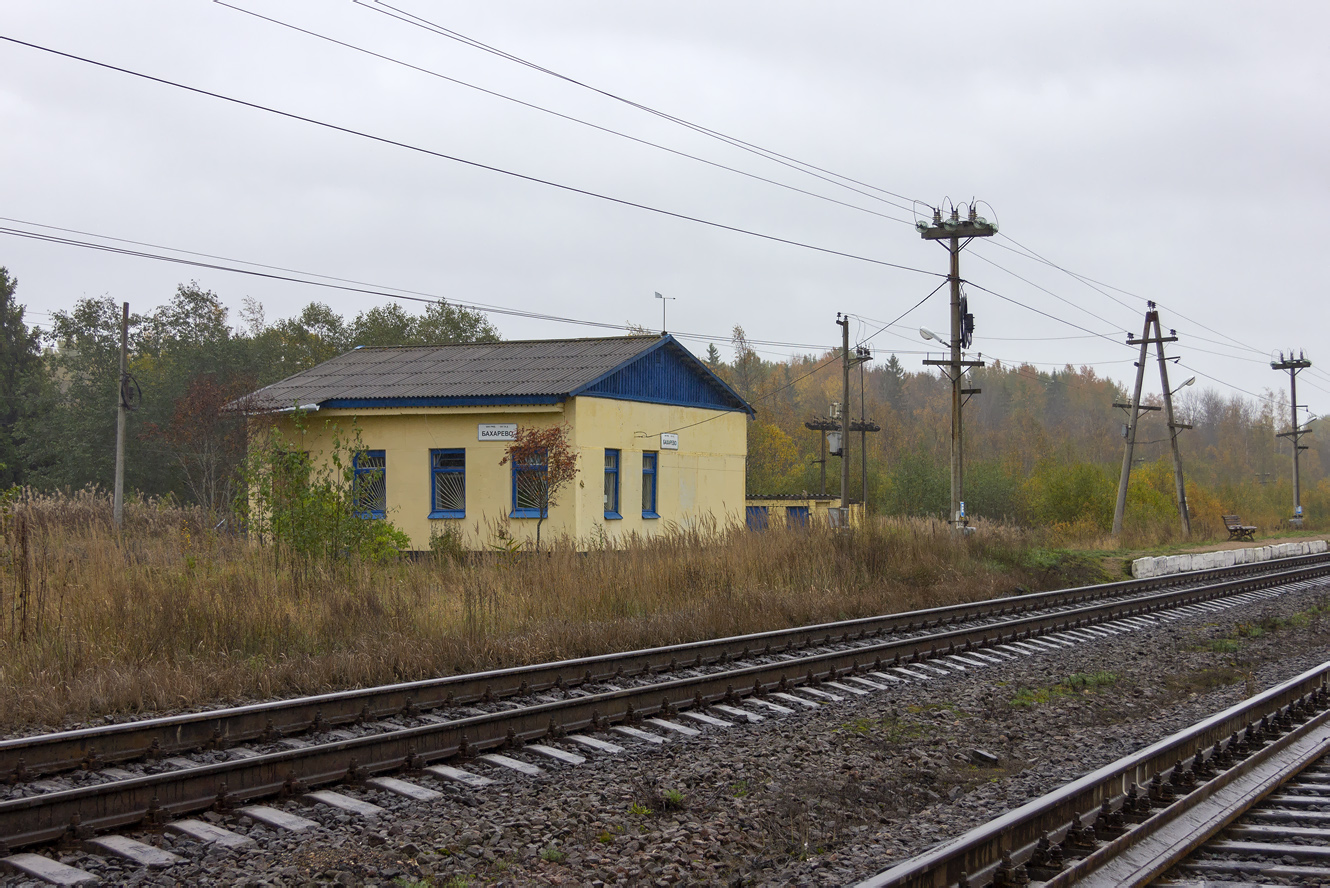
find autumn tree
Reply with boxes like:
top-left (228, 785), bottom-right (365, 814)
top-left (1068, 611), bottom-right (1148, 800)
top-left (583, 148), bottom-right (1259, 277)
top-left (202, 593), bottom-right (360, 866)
top-left (500, 424), bottom-right (578, 550)
top-left (142, 374), bottom-right (254, 518)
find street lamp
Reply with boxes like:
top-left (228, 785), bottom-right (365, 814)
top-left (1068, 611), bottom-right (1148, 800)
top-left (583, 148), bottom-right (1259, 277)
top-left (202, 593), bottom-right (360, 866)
top-left (919, 327), bottom-right (941, 343)
top-left (1168, 376), bottom-right (1196, 397)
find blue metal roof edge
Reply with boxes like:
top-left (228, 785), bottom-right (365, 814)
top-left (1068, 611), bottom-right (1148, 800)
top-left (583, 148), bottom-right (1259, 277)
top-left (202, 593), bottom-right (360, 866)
top-left (568, 334), bottom-right (755, 417)
top-left (578, 391), bottom-right (750, 414)
top-left (320, 395), bottom-right (565, 409)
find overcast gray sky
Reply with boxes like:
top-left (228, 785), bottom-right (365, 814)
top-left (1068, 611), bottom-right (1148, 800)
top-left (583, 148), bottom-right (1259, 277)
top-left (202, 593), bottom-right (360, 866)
top-left (3, 1), bottom-right (1327, 411)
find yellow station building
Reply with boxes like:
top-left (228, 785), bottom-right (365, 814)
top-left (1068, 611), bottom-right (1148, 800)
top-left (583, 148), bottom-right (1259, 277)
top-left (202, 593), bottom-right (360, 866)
top-left (243, 334), bottom-right (754, 550)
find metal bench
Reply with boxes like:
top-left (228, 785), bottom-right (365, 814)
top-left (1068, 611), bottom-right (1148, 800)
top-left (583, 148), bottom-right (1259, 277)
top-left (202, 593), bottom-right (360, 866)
top-left (1222, 514), bottom-right (1257, 542)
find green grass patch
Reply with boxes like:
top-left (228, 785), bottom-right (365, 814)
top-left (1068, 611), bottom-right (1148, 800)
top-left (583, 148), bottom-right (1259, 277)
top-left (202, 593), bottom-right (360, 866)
top-left (1011, 671), bottom-right (1118, 707)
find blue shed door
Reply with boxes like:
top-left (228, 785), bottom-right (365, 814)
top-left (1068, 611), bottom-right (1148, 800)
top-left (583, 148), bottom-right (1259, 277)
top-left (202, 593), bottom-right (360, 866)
top-left (786, 506), bottom-right (809, 528)
top-left (746, 506), bottom-right (769, 530)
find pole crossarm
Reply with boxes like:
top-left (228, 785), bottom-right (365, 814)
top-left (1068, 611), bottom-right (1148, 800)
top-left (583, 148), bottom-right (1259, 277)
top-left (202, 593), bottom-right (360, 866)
top-left (1113, 402), bottom-right (1162, 412)
top-left (922, 359), bottom-right (985, 368)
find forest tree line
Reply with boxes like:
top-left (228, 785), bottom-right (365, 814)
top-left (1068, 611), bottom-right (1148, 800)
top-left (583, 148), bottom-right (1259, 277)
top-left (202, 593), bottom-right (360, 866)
top-left (0, 265), bottom-right (1322, 535)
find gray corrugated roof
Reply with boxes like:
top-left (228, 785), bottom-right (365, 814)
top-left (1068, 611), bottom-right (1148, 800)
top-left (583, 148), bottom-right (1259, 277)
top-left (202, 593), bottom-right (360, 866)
top-left (243, 335), bottom-right (666, 410)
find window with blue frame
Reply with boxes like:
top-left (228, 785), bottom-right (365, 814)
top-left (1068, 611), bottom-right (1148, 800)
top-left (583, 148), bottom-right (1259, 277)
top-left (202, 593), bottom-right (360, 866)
top-left (430, 449), bottom-right (465, 518)
top-left (604, 449), bottom-right (621, 519)
top-left (353, 450), bottom-right (386, 518)
top-left (511, 449), bottom-right (548, 518)
top-left (641, 451), bottom-right (658, 518)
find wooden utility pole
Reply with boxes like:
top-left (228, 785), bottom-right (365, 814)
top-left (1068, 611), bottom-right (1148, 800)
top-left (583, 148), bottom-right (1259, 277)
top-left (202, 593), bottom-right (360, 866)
top-left (1272, 350), bottom-right (1313, 522)
top-left (112, 301), bottom-right (129, 527)
top-left (838, 314), bottom-right (851, 519)
top-left (919, 204), bottom-right (994, 526)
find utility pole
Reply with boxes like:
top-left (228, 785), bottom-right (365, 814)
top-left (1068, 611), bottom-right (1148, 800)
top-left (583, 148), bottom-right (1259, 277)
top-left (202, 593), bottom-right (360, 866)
top-left (1113, 304), bottom-right (1192, 537)
top-left (838, 314), bottom-right (851, 520)
top-left (860, 354), bottom-right (868, 507)
top-left (1112, 310), bottom-right (1155, 537)
top-left (112, 301), bottom-right (129, 527)
top-left (1272, 350), bottom-right (1313, 523)
top-left (1155, 323), bottom-right (1193, 536)
top-left (919, 203), bottom-right (995, 526)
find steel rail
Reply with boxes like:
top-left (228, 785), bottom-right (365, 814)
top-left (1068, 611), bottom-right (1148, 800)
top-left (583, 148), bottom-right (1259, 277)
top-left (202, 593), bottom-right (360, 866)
top-left (3, 552), bottom-right (1324, 783)
top-left (854, 661), bottom-right (1330, 888)
top-left (2, 559), bottom-right (1328, 853)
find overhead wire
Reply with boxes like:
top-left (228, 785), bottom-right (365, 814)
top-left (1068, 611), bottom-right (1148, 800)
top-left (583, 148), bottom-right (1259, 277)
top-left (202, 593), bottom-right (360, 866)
top-left (0, 35), bottom-right (946, 282)
top-left (360, 0), bottom-right (927, 216)
top-left (212, 2), bottom-right (915, 227)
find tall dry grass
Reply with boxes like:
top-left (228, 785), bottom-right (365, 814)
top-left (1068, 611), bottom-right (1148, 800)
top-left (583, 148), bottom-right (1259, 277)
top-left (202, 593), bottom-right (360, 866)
top-left (2, 489), bottom-right (1089, 732)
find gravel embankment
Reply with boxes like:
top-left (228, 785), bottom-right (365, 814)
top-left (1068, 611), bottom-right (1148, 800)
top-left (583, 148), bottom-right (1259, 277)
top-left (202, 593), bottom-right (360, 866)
top-left (4, 582), bottom-right (1329, 887)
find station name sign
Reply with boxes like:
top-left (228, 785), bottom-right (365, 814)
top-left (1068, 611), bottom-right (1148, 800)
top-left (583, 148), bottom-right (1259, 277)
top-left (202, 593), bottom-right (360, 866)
top-left (478, 423), bottom-right (518, 442)
top-left (660, 433), bottom-right (679, 450)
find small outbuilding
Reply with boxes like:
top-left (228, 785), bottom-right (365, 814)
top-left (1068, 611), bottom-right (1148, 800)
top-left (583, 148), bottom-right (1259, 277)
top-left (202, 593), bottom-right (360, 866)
top-left (241, 334), bottom-right (753, 550)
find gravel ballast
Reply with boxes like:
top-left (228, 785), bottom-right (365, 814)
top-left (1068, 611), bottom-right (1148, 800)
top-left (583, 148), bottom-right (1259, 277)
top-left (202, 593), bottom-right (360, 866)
top-left (4, 582), bottom-right (1329, 887)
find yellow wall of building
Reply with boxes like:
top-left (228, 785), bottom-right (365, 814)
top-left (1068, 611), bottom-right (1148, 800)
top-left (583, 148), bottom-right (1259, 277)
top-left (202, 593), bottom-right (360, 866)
top-left (268, 397), bottom-right (746, 550)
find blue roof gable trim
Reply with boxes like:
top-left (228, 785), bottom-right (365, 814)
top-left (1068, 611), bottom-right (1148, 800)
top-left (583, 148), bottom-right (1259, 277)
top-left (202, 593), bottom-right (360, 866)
top-left (570, 335), bottom-right (755, 416)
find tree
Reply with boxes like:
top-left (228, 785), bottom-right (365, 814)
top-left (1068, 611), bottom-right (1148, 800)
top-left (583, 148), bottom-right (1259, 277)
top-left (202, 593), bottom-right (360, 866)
top-left (351, 300), bottom-right (500, 348)
top-left (705, 344), bottom-right (722, 368)
top-left (0, 268), bottom-right (42, 486)
top-left (22, 296), bottom-right (142, 491)
top-left (731, 325), bottom-right (760, 401)
top-left (500, 424), bottom-right (578, 550)
top-left (141, 374), bottom-right (253, 518)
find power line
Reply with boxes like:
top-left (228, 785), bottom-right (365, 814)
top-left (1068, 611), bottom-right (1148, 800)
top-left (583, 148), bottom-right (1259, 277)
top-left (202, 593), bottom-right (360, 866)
top-left (213, 1), bottom-right (915, 227)
top-left (0, 35), bottom-right (945, 281)
top-left (360, 0), bottom-right (928, 217)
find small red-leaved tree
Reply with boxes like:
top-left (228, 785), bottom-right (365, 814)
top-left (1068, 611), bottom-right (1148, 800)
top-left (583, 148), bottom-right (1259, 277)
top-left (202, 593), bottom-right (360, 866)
top-left (500, 424), bottom-right (578, 550)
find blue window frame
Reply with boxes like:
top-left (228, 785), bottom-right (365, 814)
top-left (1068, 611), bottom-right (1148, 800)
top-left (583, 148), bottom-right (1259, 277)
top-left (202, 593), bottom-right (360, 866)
top-left (746, 505), bottom-right (769, 531)
top-left (604, 449), bottom-right (621, 519)
top-left (430, 449), bottom-right (466, 518)
top-left (511, 449), bottom-right (547, 518)
top-left (353, 450), bottom-right (386, 519)
top-left (641, 452), bottom-right (658, 519)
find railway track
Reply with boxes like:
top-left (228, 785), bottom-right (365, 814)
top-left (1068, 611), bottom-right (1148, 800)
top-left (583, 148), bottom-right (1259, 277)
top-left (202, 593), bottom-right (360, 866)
top-left (855, 648), bottom-right (1330, 888)
top-left (1, 552), bottom-right (1328, 884)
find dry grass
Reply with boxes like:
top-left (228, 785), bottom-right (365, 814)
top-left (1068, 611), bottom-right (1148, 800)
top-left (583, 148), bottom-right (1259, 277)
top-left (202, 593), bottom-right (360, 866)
top-left (1, 490), bottom-right (1108, 732)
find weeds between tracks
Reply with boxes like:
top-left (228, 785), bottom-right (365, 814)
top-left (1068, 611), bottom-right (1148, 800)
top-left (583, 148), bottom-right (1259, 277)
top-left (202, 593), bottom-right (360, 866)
top-left (0, 487), bottom-right (1206, 732)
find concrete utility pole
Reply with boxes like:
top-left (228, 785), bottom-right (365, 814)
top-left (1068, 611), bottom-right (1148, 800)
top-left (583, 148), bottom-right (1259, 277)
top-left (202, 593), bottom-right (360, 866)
top-left (1272, 350), bottom-right (1314, 522)
top-left (1113, 305), bottom-right (1192, 537)
top-left (112, 301), bottom-right (129, 527)
top-left (919, 204), bottom-right (995, 526)
top-left (1112, 310), bottom-right (1156, 537)
top-left (1155, 325), bottom-right (1194, 536)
